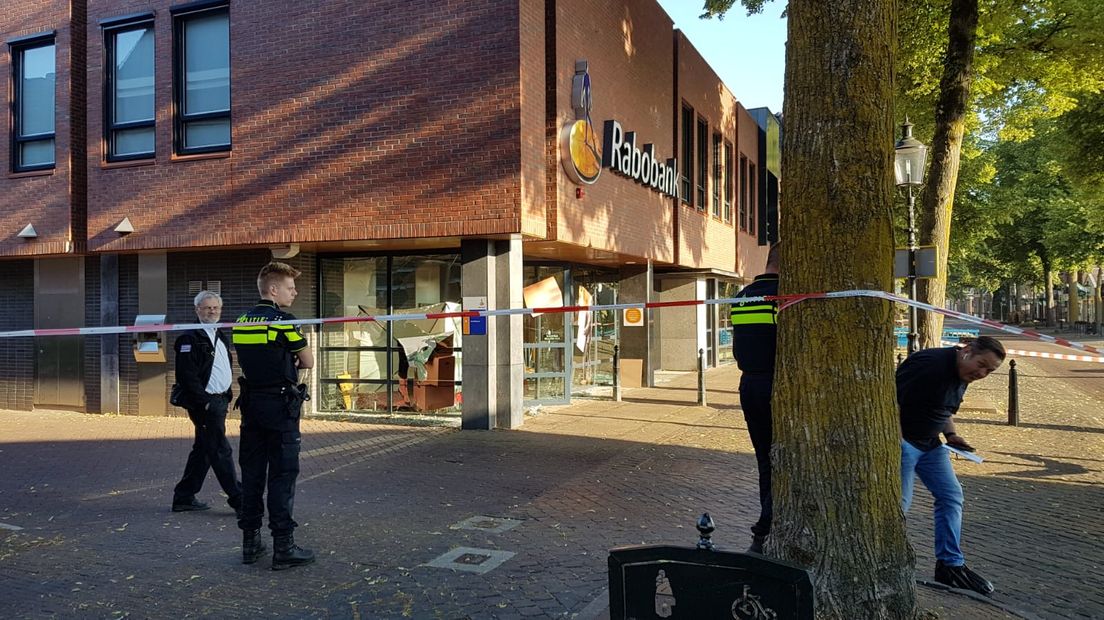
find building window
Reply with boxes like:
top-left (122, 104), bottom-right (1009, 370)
top-left (680, 105), bottom-right (693, 205)
top-left (10, 36), bottom-right (56, 172)
top-left (105, 21), bottom-right (154, 161)
top-left (173, 4), bottom-right (230, 155)
top-left (723, 141), bottom-right (733, 223)
top-left (739, 155), bottom-right (748, 231)
top-left (712, 132), bottom-right (722, 219)
top-left (748, 163), bottom-right (758, 236)
top-left (696, 118), bottom-right (707, 211)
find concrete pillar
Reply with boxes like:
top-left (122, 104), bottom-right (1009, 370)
top-left (461, 238), bottom-right (524, 430)
top-left (495, 236), bottom-right (524, 429)
top-left (618, 262), bottom-right (654, 387)
top-left (656, 276), bottom-right (698, 371)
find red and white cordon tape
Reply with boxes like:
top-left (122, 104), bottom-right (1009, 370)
top-left (942, 341), bottom-right (1104, 364)
top-left (0, 288), bottom-right (1098, 357)
top-left (1005, 349), bottom-right (1104, 364)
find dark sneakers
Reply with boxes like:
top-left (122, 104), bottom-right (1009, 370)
top-left (171, 498), bottom-right (210, 512)
top-left (934, 560), bottom-right (995, 596)
top-left (747, 535), bottom-right (767, 554)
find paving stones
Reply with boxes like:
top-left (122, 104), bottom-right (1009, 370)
top-left (0, 348), bottom-right (1100, 619)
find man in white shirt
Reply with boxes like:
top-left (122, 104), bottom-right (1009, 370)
top-left (171, 291), bottom-right (242, 515)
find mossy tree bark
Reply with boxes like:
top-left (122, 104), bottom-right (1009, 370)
top-left (773, 0), bottom-right (918, 617)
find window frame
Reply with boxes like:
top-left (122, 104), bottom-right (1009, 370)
top-left (172, 1), bottom-right (231, 156)
top-left (680, 105), bottom-right (694, 206)
top-left (103, 18), bottom-right (156, 162)
top-left (711, 132), bottom-right (722, 219)
top-left (739, 155), bottom-right (749, 231)
top-left (9, 34), bottom-right (57, 173)
top-left (723, 140), bottom-right (733, 224)
top-left (748, 162), bottom-right (758, 236)
top-left (696, 117), bottom-right (708, 212)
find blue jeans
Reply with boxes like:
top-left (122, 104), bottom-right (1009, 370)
top-left (901, 439), bottom-right (965, 566)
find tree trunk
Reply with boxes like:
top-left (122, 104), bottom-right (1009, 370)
top-left (916, 0), bottom-right (979, 349)
top-left (1068, 270), bottom-right (1080, 324)
top-left (775, 1), bottom-right (917, 617)
top-left (1044, 263), bottom-right (1056, 326)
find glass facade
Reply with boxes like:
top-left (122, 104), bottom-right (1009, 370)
top-left (318, 254), bottom-right (462, 415)
top-left (717, 280), bottom-right (739, 363)
top-left (571, 268), bottom-right (619, 397)
top-left (523, 265), bottom-right (569, 403)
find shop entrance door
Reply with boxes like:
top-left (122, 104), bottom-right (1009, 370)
top-left (523, 266), bottom-right (570, 404)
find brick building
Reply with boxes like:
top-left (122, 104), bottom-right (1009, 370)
top-left (2, 0), bottom-right (780, 428)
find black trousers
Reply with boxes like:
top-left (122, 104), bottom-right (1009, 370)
top-left (739, 372), bottom-right (773, 537)
top-left (238, 394), bottom-right (301, 536)
top-left (173, 393), bottom-right (242, 504)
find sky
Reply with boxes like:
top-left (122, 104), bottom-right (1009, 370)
top-left (655, 0), bottom-right (787, 113)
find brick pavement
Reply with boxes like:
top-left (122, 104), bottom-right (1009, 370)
top-left (0, 350), bottom-right (1099, 619)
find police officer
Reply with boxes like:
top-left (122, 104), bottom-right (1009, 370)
top-left (730, 243), bottom-right (779, 554)
top-left (233, 261), bottom-right (316, 570)
top-left (171, 290), bottom-right (242, 515)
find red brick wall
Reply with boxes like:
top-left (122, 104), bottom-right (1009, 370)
top-left (85, 0), bottom-right (526, 253)
top-left (549, 0), bottom-right (676, 264)
top-left (0, 0), bottom-right (79, 258)
top-left (520, 0), bottom-right (547, 238)
top-left (675, 31), bottom-right (738, 273)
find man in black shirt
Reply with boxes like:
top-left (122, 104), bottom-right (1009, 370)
top-left (730, 243), bottom-right (779, 554)
top-left (897, 335), bottom-right (1005, 595)
top-left (233, 261), bottom-right (316, 570)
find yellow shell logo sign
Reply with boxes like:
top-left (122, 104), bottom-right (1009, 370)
top-left (561, 62), bottom-right (601, 185)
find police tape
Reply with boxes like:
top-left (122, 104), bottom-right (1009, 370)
top-left (0, 288), bottom-right (1099, 357)
top-left (1005, 349), bottom-right (1104, 364)
top-left (940, 340), bottom-right (1104, 364)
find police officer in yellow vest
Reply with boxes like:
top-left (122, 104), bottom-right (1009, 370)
top-left (233, 261), bottom-right (316, 570)
top-left (730, 243), bottom-right (779, 554)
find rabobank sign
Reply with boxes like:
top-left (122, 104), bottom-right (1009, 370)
top-left (601, 120), bottom-right (679, 199)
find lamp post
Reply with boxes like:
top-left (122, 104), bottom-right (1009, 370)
top-left (894, 118), bottom-right (929, 356)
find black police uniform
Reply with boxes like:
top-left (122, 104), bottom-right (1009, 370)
top-left (232, 300), bottom-right (309, 538)
top-left (730, 273), bottom-right (779, 539)
top-left (172, 327), bottom-right (242, 512)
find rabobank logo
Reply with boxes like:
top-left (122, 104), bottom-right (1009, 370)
top-left (560, 61), bottom-right (602, 186)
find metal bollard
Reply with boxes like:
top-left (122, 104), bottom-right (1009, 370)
top-left (612, 344), bottom-right (622, 402)
top-left (697, 348), bottom-right (707, 406)
top-left (1007, 358), bottom-right (1019, 426)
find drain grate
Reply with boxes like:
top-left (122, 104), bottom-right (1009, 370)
top-left (423, 547), bottom-right (516, 574)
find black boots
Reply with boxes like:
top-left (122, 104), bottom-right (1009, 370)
top-left (242, 529), bottom-right (267, 565)
top-left (934, 560), bottom-right (995, 596)
top-left (747, 535), bottom-right (767, 554)
top-left (272, 534), bottom-right (315, 571)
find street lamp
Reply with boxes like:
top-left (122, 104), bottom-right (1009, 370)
top-left (895, 118), bottom-right (928, 355)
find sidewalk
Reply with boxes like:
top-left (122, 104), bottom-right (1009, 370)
top-left (0, 358), bottom-right (1100, 619)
